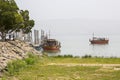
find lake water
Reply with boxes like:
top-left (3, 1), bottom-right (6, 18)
top-left (36, 19), bottom-right (120, 57)
top-left (44, 34), bottom-right (120, 57)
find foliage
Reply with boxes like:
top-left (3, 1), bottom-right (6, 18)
top-left (20, 10), bottom-right (34, 34)
top-left (0, 77), bottom-right (6, 80)
top-left (24, 53), bottom-right (39, 65)
top-left (82, 54), bottom-right (92, 58)
top-left (24, 58), bottom-right (35, 65)
top-left (5, 53), bottom-right (39, 76)
top-left (55, 55), bottom-right (74, 58)
top-left (0, 0), bottom-right (34, 41)
top-left (0, 0), bottom-right (23, 41)
top-left (6, 59), bottom-right (26, 75)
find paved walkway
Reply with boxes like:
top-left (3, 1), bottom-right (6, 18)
top-left (48, 63), bottom-right (120, 67)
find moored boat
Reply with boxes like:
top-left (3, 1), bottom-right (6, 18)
top-left (42, 39), bottom-right (61, 51)
top-left (89, 37), bottom-right (109, 44)
top-left (40, 30), bottom-right (61, 52)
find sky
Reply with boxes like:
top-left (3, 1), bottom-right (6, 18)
top-left (15, 0), bottom-right (120, 36)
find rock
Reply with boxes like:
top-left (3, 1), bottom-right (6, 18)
top-left (0, 40), bottom-right (42, 73)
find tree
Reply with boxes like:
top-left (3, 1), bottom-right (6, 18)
top-left (0, 0), bottom-right (34, 41)
top-left (20, 10), bottom-right (34, 34)
top-left (0, 0), bottom-right (24, 41)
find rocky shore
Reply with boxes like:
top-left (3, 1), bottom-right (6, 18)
top-left (0, 40), bottom-right (41, 75)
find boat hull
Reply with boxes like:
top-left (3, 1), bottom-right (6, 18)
top-left (41, 39), bottom-right (61, 52)
top-left (90, 40), bottom-right (109, 44)
top-left (42, 46), bottom-right (60, 51)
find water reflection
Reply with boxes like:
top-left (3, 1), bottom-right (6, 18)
top-left (89, 44), bottom-right (109, 57)
top-left (42, 50), bottom-right (61, 56)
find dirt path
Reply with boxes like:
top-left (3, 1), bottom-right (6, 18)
top-left (48, 63), bottom-right (120, 67)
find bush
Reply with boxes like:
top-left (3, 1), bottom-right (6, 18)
top-left (7, 60), bottom-right (26, 75)
top-left (82, 55), bottom-right (92, 58)
top-left (24, 58), bottom-right (35, 65)
top-left (53, 55), bottom-right (74, 58)
top-left (1, 77), bottom-right (7, 80)
top-left (63, 55), bottom-right (73, 58)
top-left (6, 53), bottom-right (39, 75)
top-left (24, 53), bottom-right (39, 65)
top-left (27, 53), bottom-right (36, 58)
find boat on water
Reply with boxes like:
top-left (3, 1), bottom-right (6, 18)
top-left (40, 30), bottom-right (61, 52)
top-left (89, 33), bottom-right (109, 44)
top-left (42, 39), bottom-right (61, 51)
top-left (89, 37), bottom-right (109, 44)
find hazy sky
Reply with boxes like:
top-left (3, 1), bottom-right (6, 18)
top-left (15, 0), bottom-right (120, 20)
top-left (15, 0), bottom-right (120, 35)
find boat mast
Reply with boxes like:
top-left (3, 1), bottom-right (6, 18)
top-left (41, 29), bottom-right (44, 41)
top-left (49, 30), bottom-right (50, 39)
top-left (93, 33), bottom-right (94, 40)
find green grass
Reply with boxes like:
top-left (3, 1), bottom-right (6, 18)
top-left (44, 56), bottom-right (120, 64)
top-left (1, 56), bottom-right (120, 80)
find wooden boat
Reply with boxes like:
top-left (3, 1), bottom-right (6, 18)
top-left (40, 30), bottom-right (61, 52)
top-left (42, 39), bottom-right (61, 51)
top-left (89, 37), bottom-right (109, 44)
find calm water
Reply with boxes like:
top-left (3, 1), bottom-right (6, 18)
top-left (36, 19), bottom-right (120, 57)
top-left (45, 34), bottom-right (120, 57)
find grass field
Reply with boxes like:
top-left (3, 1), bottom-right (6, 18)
top-left (1, 56), bottom-right (120, 80)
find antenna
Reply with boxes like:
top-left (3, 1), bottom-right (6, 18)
top-left (49, 30), bottom-right (50, 39)
top-left (41, 29), bottom-right (44, 41)
top-left (92, 33), bottom-right (94, 40)
top-left (93, 33), bottom-right (94, 38)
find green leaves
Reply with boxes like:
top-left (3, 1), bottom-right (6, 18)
top-left (0, 0), bottom-right (34, 41)
top-left (0, 0), bottom-right (22, 32)
top-left (20, 10), bottom-right (35, 34)
top-left (0, 0), bottom-right (18, 12)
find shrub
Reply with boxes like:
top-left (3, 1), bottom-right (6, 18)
top-left (53, 55), bottom-right (74, 58)
top-left (24, 53), bottom-right (39, 65)
top-left (6, 53), bottom-right (39, 75)
top-left (82, 55), bottom-right (92, 58)
top-left (7, 60), bottom-right (26, 75)
top-left (24, 58), bottom-right (35, 65)
top-left (27, 53), bottom-right (36, 58)
top-left (63, 55), bottom-right (73, 58)
top-left (1, 77), bottom-right (7, 80)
